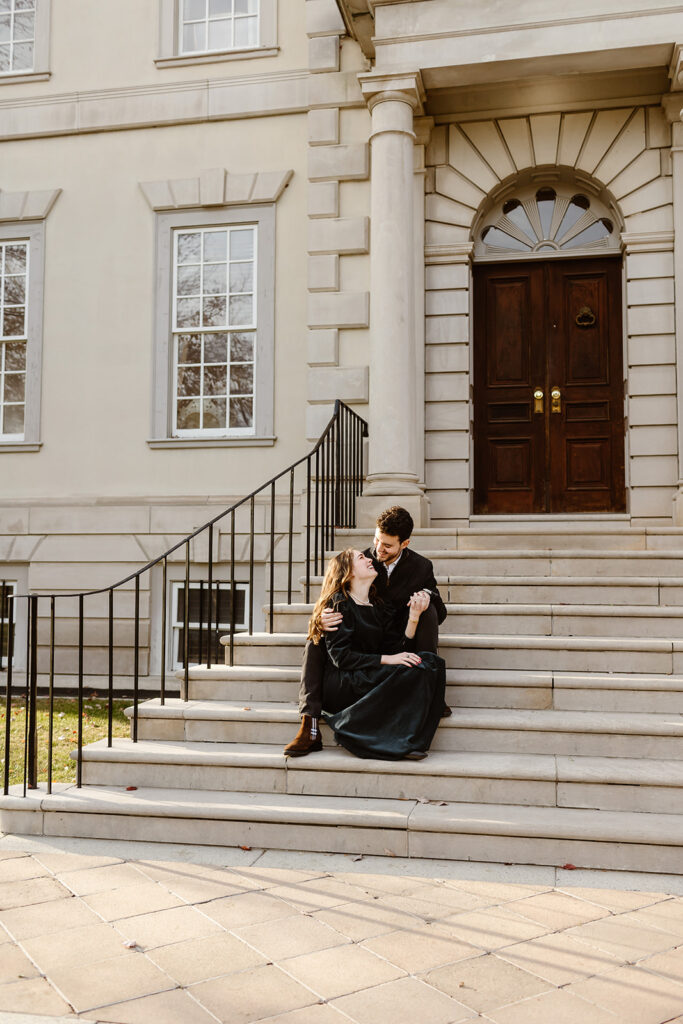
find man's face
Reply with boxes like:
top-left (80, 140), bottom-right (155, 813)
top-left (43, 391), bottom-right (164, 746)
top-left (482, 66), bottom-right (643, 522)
top-left (374, 530), bottom-right (410, 565)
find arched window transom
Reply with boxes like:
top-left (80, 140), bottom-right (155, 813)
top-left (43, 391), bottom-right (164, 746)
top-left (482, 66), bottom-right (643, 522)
top-left (475, 180), bottom-right (620, 262)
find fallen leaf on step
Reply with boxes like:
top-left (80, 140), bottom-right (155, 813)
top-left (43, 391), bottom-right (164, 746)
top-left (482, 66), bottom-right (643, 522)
top-left (417, 797), bottom-right (429, 804)
top-left (383, 849), bottom-right (396, 858)
top-left (126, 786), bottom-right (137, 791)
top-left (122, 940), bottom-right (137, 949)
top-left (352, 855), bottom-right (363, 862)
top-left (242, 707), bottom-right (251, 711)
top-left (560, 863), bottom-right (577, 870)
top-left (240, 845), bottom-right (252, 851)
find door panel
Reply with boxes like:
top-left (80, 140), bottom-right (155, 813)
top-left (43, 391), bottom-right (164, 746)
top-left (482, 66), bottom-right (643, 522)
top-left (474, 257), bottom-right (625, 514)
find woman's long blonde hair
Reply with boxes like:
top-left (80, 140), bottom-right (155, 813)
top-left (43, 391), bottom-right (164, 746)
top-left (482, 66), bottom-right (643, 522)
top-left (307, 548), bottom-right (356, 644)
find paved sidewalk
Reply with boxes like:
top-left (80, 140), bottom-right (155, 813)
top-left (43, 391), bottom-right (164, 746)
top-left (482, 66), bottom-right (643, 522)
top-left (0, 837), bottom-right (683, 1023)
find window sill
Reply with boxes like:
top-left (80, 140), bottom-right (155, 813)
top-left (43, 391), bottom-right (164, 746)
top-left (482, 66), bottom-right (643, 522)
top-left (147, 436), bottom-right (275, 449)
top-left (155, 47), bottom-right (279, 69)
top-left (0, 70), bottom-right (50, 85)
top-left (0, 441), bottom-right (42, 453)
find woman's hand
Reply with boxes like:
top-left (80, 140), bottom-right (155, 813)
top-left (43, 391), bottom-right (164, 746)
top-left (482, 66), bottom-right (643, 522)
top-left (381, 652), bottom-right (422, 666)
top-left (407, 590), bottom-right (430, 620)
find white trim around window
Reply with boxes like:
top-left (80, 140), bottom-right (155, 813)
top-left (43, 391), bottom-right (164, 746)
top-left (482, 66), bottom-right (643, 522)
top-left (157, 0), bottom-right (277, 67)
top-left (150, 205), bottom-right (275, 447)
top-left (0, 221), bottom-right (45, 452)
top-left (0, 0), bottom-right (50, 84)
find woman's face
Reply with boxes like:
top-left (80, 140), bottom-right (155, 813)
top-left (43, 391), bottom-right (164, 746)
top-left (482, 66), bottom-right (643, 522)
top-left (351, 549), bottom-right (377, 581)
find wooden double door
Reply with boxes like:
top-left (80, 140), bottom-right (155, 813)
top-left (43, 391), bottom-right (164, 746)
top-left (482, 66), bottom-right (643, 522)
top-left (473, 257), bottom-right (625, 514)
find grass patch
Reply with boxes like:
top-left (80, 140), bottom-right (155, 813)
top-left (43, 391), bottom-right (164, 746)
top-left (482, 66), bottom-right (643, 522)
top-left (1, 696), bottom-right (131, 787)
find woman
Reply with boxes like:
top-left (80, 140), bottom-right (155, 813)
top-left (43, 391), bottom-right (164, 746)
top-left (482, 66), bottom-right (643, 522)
top-left (308, 548), bottom-right (446, 761)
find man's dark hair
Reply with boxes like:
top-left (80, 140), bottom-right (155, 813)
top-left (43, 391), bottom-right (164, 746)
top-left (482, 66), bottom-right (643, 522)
top-left (376, 505), bottom-right (414, 543)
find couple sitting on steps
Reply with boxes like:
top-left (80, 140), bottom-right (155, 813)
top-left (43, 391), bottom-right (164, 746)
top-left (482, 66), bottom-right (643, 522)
top-left (284, 505), bottom-right (451, 762)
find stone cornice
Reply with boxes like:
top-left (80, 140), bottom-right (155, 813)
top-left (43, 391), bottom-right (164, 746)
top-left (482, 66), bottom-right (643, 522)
top-left (139, 168), bottom-right (293, 211)
top-left (622, 230), bottom-right (674, 253)
top-left (425, 242), bottom-right (474, 265)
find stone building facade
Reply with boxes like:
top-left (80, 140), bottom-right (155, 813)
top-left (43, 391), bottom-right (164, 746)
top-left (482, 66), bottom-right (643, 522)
top-left (2, 0), bottom-right (683, 687)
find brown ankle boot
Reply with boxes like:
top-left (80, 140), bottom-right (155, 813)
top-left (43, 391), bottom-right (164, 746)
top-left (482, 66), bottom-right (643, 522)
top-left (284, 716), bottom-right (323, 757)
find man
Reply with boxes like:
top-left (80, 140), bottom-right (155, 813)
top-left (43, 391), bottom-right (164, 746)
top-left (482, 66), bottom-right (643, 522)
top-left (284, 505), bottom-right (449, 757)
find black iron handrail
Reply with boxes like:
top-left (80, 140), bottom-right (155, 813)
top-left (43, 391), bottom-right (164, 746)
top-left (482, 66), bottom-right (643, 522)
top-left (0, 399), bottom-right (367, 795)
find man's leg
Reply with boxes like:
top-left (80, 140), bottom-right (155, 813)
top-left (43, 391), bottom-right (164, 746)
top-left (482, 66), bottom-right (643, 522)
top-left (284, 638), bottom-right (326, 756)
top-left (414, 605), bottom-right (452, 717)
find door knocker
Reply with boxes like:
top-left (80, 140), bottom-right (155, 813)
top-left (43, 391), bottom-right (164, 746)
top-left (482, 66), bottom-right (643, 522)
top-left (575, 305), bottom-right (597, 328)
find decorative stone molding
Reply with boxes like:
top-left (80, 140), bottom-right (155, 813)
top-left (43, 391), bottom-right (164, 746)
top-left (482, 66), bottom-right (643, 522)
top-left (139, 169), bottom-right (293, 211)
top-left (662, 92), bottom-right (683, 125)
top-left (425, 243), bottom-right (474, 265)
top-left (622, 231), bottom-right (675, 253)
top-left (359, 70), bottom-right (426, 117)
top-left (669, 44), bottom-right (683, 91)
top-left (0, 189), bottom-right (60, 222)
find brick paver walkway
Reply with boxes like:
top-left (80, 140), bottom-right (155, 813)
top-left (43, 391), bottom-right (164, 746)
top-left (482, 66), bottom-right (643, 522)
top-left (0, 837), bottom-right (682, 1024)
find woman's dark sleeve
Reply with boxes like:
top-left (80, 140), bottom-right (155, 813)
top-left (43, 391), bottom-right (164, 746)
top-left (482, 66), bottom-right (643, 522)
top-left (323, 605), bottom-right (383, 672)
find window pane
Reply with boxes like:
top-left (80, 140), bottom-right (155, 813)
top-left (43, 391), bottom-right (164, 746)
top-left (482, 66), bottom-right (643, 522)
top-left (16, 0), bottom-right (35, 9)
top-left (14, 12), bottom-right (34, 40)
top-left (563, 221), bottom-right (611, 248)
top-left (230, 364), bottom-right (253, 395)
top-left (0, 2), bottom-right (11, 13)
top-left (209, 0), bottom-right (231, 14)
top-left (176, 265), bottom-right (200, 296)
top-left (4, 276), bottom-right (25, 304)
top-left (203, 364), bottom-right (227, 395)
top-left (208, 18), bottom-right (230, 50)
top-left (234, 16), bottom-right (257, 47)
top-left (0, 45), bottom-right (10, 71)
top-left (177, 334), bottom-right (201, 364)
top-left (203, 397), bottom-right (226, 428)
top-left (4, 341), bottom-right (25, 371)
top-left (204, 231), bottom-right (227, 261)
top-left (4, 245), bottom-right (26, 275)
top-left (230, 229), bottom-right (254, 261)
top-left (229, 294), bottom-right (252, 325)
top-left (3, 403), bottom-right (23, 433)
top-left (176, 398), bottom-right (201, 430)
top-left (177, 365), bottom-right (201, 397)
top-left (204, 333), bottom-right (227, 363)
top-left (12, 42), bottom-right (33, 70)
top-left (176, 297), bottom-right (200, 328)
top-left (230, 332), bottom-right (254, 362)
top-left (3, 308), bottom-right (24, 336)
top-left (230, 397), bottom-right (253, 428)
top-left (202, 295), bottom-right (226, 327)
top-left (235, 0), bottom-right (257, 12)
top-left (203, 263), bottom-right (227, 295)
top-left (184, 0), bottom-right (207, 18)
top-left (0, 16), bottom-right (10, 42)
top-left (5, 373), bottom-right (24, 403)
top-left (229, 262), bottom-right (253, 293)
top-left (176, 232), bottom-right (201, 264)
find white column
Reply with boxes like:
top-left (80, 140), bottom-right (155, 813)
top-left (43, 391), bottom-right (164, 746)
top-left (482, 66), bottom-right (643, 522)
top-left (357, 72), bottom-right (429, 525)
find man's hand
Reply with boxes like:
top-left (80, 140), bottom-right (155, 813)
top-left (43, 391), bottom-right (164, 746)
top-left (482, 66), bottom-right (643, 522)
top-left (407, 590), bottom-right (430, 619)
top-left (321, 607), bottom-right (343, 633)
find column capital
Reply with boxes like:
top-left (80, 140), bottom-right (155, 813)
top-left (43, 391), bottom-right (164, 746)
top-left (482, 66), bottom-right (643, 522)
top-left (358, 70), bottom-right (426, 115)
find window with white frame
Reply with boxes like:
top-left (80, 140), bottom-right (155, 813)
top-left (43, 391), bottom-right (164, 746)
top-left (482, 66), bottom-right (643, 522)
top-left (173, 225), bottom-right (257, 435)
top-left (179, 0), bottom-right (258, 54)
top-left (171, 579), bottom-right (248, 668)
top-left (0, 0), bottom-right (35, 74)
top-left (0, 239), bottom-right (28, 440)
top-left (0, 580), bottom-right (15, 667)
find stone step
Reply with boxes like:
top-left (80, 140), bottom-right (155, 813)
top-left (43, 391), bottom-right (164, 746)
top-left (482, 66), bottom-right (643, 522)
top-left (269, 601), bottom-right (683, 638)
top-left (333, 524), bottom-right (683, 552)
top-left (184, 664), bottom-right (683, 713)
top-left (77, 738), bottom-right (683, 815)
top-left (129, 699), bottom-right (683, 759)
top-left (4, 783), bottom-right (683, 872)
top-left (425, 550), bottom-right (683, 578)
top-left (227, 631), bottom-right (683, 674)
top-left (303, 574), bottom-right (683, 606)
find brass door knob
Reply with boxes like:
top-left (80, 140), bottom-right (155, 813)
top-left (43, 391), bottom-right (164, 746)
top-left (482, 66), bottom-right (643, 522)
top-left (533, 389), bottom-right (544, 414)
top-left (551, 387), bottom-right (561, 413)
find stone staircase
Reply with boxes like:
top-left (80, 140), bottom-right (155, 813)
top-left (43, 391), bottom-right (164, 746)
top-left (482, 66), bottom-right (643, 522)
top-left (4, 521), bottom-right (683, 875)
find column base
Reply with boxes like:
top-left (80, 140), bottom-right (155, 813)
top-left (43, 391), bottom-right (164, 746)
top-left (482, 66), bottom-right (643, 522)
top-left (357, 474), bottom-right (430, 528)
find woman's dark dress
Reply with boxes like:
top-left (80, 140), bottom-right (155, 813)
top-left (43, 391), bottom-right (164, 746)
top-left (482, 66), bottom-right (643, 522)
top-left (320, 594), bottom-right (446, 760)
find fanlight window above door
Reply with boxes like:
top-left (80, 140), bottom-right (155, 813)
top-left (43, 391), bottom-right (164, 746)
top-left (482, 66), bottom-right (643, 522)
top-left (475, 186), bottom-right (620, 261)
